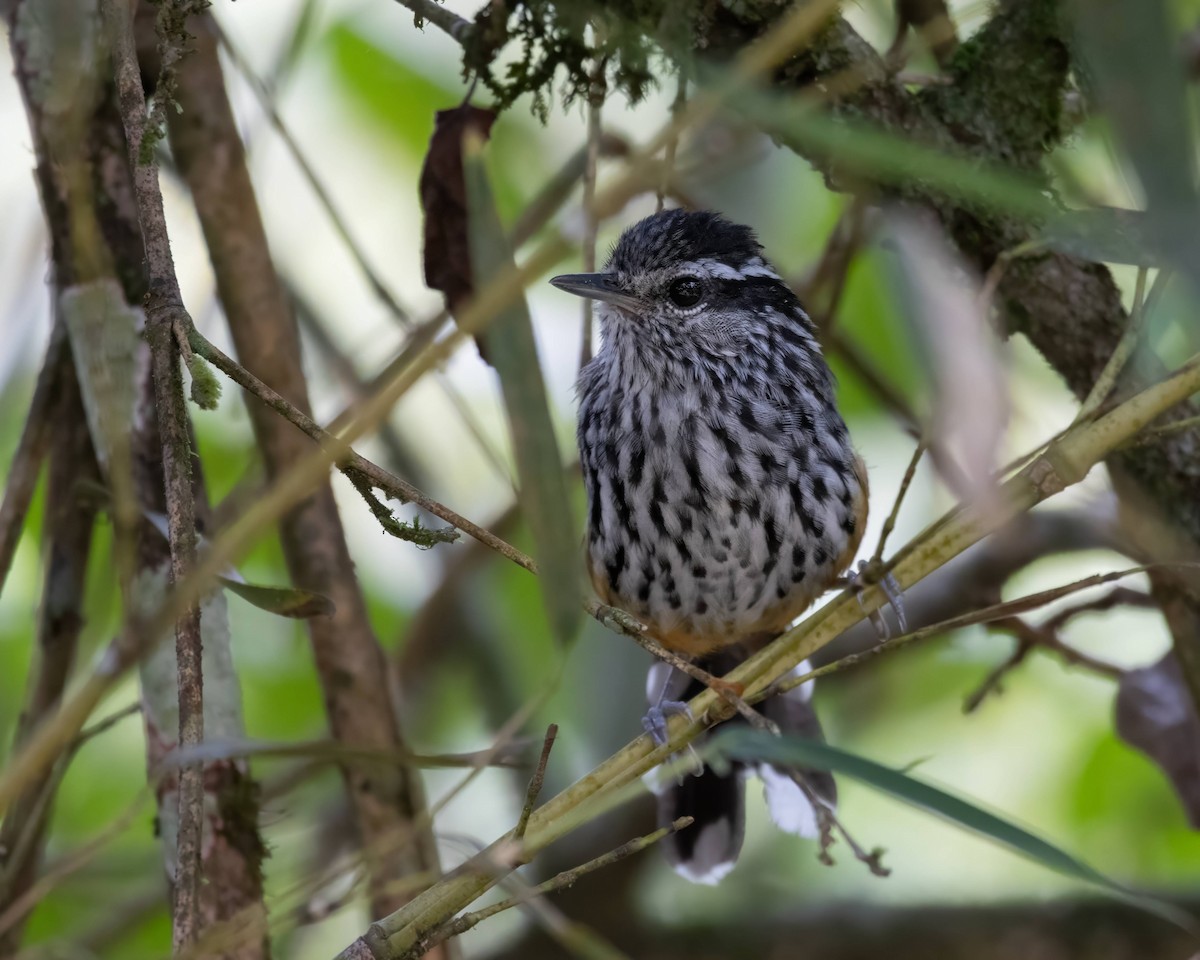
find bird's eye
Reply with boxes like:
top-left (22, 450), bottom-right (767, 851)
top-left (668, 276), bottom-right (703, 308)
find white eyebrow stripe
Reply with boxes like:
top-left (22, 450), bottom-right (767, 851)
top-left (689, 259), bottom-right (744, 279)
top-left (688, 257), bottom-right (782, 281)
top-left (740, 257), bottom-right (782, 279)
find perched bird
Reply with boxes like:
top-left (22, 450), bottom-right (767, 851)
top-left (552, 209), bottom-right (868, 884)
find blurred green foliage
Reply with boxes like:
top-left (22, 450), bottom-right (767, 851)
top-left (1, 0), bottom-right (1199, 957)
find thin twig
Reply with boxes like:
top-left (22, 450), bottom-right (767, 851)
top-left (871, 438), bottom-right (926, 565)
top-left (433, 370), bottom-right (514, 486)
top-left (976, 239), bottom-right (1047, 317)
top-left (0, 702), bottom-right (138, 915)
top-left (515, 725), bottom-right (558, 840)
top-left (214, 22), bottom-right (414, 328)
top-left (962, 633), bottom-right (1032, 713)
top-left (0, 378), bottom-right (97, 951)
top-left (826, 328), bottom-right (921, 431)
top-left (794, 775), bottom-right (889, 876)
top-left (579, 57), bottom-right (606, 370)
top-left (1041, 584), bottom-right (1156, 636)
top-left (102, 0), bottom-right (205, 949)
top-left (509, 135), bottom-right (630, 251)
top-left (588, 601), bottom-right (777, 732)
top-left (77, 702), bottom-right (143, 745)
top-left (291, 682), bottom-right (572, 960)
top-left (160, 736), bottom-right (530, 774)
top-left (1077, 266), bottom-right (1149, 421)
top-left (657, 75), bottom-right (687, 212)
top-left (391, 0), bottom-right (473, 42)
top-left (965, 606), bottom-right (1130, 713)
top-left (801, 199), bottom-right (867, 335)
top-left (435, 817), bottom-right (693, 942)
top-left (1131, 412), bottom-right (1200, 444)
top-left (289, 286), bottom-right (430, 484)
top-left (187, 327), bottom-right (531, 563)
top-left (0, 793), bottom-right (150, 940)
top-left (772, 564), bottom-right (1174, 698)
top-left (0, 324), bottom-right (65, 598)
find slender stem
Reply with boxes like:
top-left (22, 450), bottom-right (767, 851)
top-left (433, 818), bottom-right (693, 943)
top-left (872, 439), bottom-right (926, 565)
top-left (391, 0), bottom-right (473, 41)
top-left (1077, 265), bottom-right (1149, 421)
top-left (1133, 412), bottom-right (1200, 442)
top-left (187, 326), bottom-right (533, 567)
top-left (579, 58), bottom-right (606, 370)
top-left (213, 22), bottom-right (414, 328)
top-left (433, 370), bottom-right (514, 486)
top-left (0, 376), bottom-right (96, 950)
top-left (657, 75), bottom-right (687, 212)
top-left (515, 725), bottom-right (558, 840)
top-left (590, 601), bottom-right (774, 730)
top-left (0, 793), bottom-right (150, 940)
top-left (776, 564), bottom-right (1169, 697)
top-left (0, 324), bottom-right (65, 599)
top-left (827, 328), bottom-right (921, 431)
top-left (101, 0), bottom-right (205, 948)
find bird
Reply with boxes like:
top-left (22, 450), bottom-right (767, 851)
top-left (551, 208), bottom-right (871, 884)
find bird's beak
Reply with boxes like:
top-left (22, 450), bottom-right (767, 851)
top-left (549, 273), bottom-right (641, 312)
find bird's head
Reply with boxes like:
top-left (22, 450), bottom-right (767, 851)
top-left (551, 209), bottom-right (804, 362)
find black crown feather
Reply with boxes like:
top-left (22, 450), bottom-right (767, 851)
top-left (607, 209), bottom-right (766, 276)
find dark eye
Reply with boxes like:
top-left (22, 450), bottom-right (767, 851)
top-left (668, 276), bottom-right (703, 308)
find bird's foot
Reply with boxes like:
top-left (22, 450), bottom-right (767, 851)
top-left (643, 699), bottom-right (692, 744)
top-left (843, 559), bottom-right (908, 641)
top-left (643, 700), bottom-right (704, 779)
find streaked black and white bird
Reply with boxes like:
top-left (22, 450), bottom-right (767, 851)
top-left (551, 209), bottom-right (868, 883)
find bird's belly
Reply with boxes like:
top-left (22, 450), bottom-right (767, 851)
top-left (587, 456), bottom-right (864, 656)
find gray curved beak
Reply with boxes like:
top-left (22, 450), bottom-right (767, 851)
top-left (549, 273), bottom-right (640, 311)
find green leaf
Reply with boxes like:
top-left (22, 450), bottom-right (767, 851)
top-left (719, 80), bottom-right (1054, 222)
top-left (217, 576), bottom-right (336, 619)
top-left (1071, 0), bottom-right (1200, 290)
top-left (712, 728), bottom-right (1197, 933)
top-left (1039, 208), bottom-right (1161, 267)
top-left (322, 21), bottom-right (460, 157)
top-left (1073, 0), bottom-right (1193, 214)
top-left (462, 134), bottom-right (582, 646)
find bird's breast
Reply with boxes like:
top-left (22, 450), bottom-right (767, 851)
top-left (580, 377), bottom-right (864, 652)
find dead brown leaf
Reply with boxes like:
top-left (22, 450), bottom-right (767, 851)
top-left (1115, 652), bottom-right (1200, 829)
top-left (420, 104), bottom-right (497, 355)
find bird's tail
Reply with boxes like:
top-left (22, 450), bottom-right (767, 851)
top-left (646, 654), bottom-right (836, 885)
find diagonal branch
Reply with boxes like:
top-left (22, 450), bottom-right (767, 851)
top-left (332, 349), bottom-right (1200, 956)
top-left (0, 323), bottom-right (67, 599)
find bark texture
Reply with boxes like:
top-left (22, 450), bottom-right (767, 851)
top-left (2, 1), bottom-right (271, 952)
top-left (136, 7), bottom-right (444, 924)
